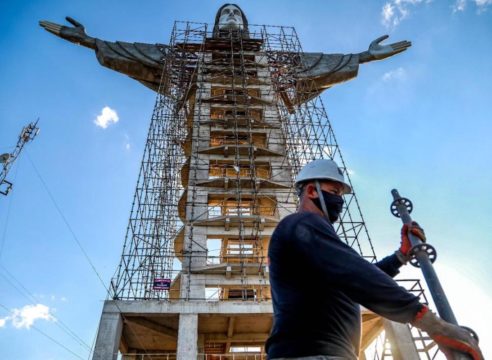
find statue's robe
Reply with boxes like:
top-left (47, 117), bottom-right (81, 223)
top-left (94, 39), bottom-right (169, 92)
top-left (295, 53), bottom-right (359, 104)
top-left (93, 39), bottom-right (359, 105)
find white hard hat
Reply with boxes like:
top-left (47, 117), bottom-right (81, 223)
top-left (295, 159), bottom-right (352, 194)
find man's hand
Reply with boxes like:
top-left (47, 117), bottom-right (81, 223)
top-left (359, 35), bottom-right (411, 63)
top-left (401, 221), bottom-right (426, 254)
top-left (396, 221), bottom-right (425, 264)
top-left (413, 306), bottom-right (484, 360)
top-left (39, 17), bottom-right (96, 49)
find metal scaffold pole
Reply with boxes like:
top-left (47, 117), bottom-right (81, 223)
top-left (390, 188), bottom-right (478, 360)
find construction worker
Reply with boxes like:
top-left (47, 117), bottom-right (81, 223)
top-left (266, 159), bottom-right (483, 360)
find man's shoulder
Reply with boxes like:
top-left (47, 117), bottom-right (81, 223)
top-left (270, 213), bottom-right (315, 252)
top-left (275, 211), bottom-right (328, 234)
top-left (278, 211), bottom-right (317, 226)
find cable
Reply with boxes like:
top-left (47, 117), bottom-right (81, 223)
top-left (0, 303), bottom-right (84, 359)
top-left (25, 151), bottom-right (152, 356)
top-left (30, 326), bottom-right (85, 360)
top-left (1, 265), bottom-right (91, 349)
top-left (0, 265), bottom-right (91, 351)
top-left (26, 152), bottom-right (109, 293)
top-left (0, 154), bottom-right (91, 350)
top-left (86, 324), bottom-right (98, 360)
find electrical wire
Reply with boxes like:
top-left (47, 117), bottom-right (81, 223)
top-left (0, 153), bottom-right (93, 352)
top-left (0, 302), bottom-right (84, 359)
top-left (86, 324), bottom-right (98, 360)
top-left (26, 151), bottom-right (109, 293)
top-left (0, 265), bottom-right (91, 351)
top-left (25, 150), bottom-right (152, 356)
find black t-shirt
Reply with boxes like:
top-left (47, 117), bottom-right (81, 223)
top-left (266, 212), bottom-right (422, 359)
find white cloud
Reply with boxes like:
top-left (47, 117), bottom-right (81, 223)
top-left (2, 304), bottom-right (55, 329)
top-left (452, 0), bottom-right (492, 14)
top-left (381, 3), bottom-right (396, 27)
top-left (382, 67), bottom-right (407, 82)
top-left (453, 0), bottom-right (467, 12)
top-left (381, 0), bottom-right (428, 28)
top-left (384, 0), bottom-right (490, 26)
top-left (94, 106), bottom-right (119, 129)
top-left (11, 304), bottom-right (55, 329)
top-left (475, 0), bottom-right (492, 6)
top-left (475, 0), bottom-right (492, 11)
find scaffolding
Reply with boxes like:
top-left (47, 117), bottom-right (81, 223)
top-left (110, 22), bottom-right (376, 301)
top-left (105, 22), bottom-right (441, 359)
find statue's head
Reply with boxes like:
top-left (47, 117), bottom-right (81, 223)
top-left (213, 4), bottom-right (249, 38)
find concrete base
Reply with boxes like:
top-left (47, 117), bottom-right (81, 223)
top-left (92, 300), bottom-right (274, 359)
top-left (91, 300), bottom-right (419, 359)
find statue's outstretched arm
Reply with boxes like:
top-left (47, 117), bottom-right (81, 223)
top-left (358, 35), bottom-right (411, 64)
top-left (39, 17), bottom-right (169, 93)
top-left (293, 35), bottom-right (411, 106)
top-left (39, 17), bottom-right (96, 50)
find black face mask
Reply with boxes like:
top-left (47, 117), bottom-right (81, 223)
top-left (313, 190), bottom-right (344, 223)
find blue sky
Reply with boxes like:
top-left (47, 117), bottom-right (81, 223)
top-left (1, 0), bottom-right (491, 358)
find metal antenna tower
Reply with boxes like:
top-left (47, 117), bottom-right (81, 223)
top-left (93, 22), bottom-right (438, 360)
top-left (1, 120), bottom-right (40, 196)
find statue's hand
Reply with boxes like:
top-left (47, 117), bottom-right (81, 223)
top-left (368, 35), bottom-right (411, 60)
top-left (39, 17), bottom-right (96, 49)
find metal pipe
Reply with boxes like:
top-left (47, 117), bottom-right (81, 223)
top-left (413, 251), bottom-right (457, 323)
top-left (391, 189), bottom-right (471, 359)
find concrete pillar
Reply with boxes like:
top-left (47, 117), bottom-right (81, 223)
top-left (383, 320), bottom-right (419, 360)
top-left (92, 311), bottom-right (123, 360)
top-left (177, 313), bottom-right (198, 360)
